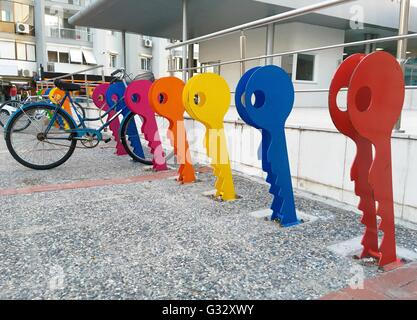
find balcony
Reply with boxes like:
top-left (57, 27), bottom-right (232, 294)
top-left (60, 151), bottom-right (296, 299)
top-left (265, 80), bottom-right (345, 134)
top-left (46, 26), bottom-right (92, 42)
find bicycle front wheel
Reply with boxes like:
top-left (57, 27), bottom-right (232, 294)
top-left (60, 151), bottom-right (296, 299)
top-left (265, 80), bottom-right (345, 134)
top-left (0, 100), bottom-right (22, 128)
top-left (120, 112), bottom-right (154, 165)
top-left (5, 104), bottom-right (77, 170)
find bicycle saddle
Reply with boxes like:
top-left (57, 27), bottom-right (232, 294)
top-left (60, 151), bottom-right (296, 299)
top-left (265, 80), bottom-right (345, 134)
top-left (54, 80), bottom-right (81, 92)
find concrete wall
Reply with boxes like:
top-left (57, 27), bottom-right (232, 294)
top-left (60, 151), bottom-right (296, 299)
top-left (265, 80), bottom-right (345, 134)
top-left (154, 115), bottom-right (417, 226)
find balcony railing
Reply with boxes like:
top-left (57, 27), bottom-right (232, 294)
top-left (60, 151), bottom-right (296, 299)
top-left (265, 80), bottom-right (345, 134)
top-left (46, 26), bottom-right (92, 42)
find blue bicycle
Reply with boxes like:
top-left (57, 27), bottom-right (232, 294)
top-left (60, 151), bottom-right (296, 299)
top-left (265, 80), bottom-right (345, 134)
top-left (4, 69), bottom-right (154, 170)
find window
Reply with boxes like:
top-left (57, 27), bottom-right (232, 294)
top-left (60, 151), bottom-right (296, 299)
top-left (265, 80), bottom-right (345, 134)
top-left (13, 2), bottom-right (33, 25)
top-left (295, 54), bottom-right (315, 81)
top-left (0, 1), bottom-right (33, 24)
top-left (405, 57), bottom-right (417, 86)
top-left (280, 55), bottom-right (294, 79)
top-left (201, 61), bottom-right (220, 75)
top-left (140, 57), bottom-right (151, 71)
top-left (0, 40), bottom-right (15, 59)
top-left (280, 54), bottom-right (316, 82)
top-left (0, 1), bottom-right (13, 22)
top-left (16, 42), bottom-right (26, 60)
top-left (48, 51), bottom-right (58, 63)
top-left (59, 52), bottom-right (69, 63)
top-left (26, 44), bottom-right (35, 61)
top-left (109, 54), bottom-right (117, 68)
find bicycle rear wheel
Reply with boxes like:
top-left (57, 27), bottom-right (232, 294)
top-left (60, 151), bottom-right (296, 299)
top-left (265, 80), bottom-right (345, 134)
top-left (120, 112), bottom-right (153, 165)
top-left (5, 104), bottom-right (77, 170)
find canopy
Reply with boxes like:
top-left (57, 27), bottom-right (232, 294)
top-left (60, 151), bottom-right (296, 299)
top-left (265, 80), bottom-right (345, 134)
top-left (69, 0), bottom-right (350, 40)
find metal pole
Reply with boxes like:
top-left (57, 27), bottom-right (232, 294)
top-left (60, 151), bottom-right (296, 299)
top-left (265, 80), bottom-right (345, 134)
top-left (395, 0), bottom-right (410, 132)
top-left (122, 31), bottom-right (127, 70)
top-left (240, 31), bottom-right (247, 77)
top-left (188, 43), bottom-right (194, 78)
top-left (34, 0), bottom-right (47, 71)
top-left (266, 24), bottom-right (275, 65)
top-left (182, 0), bottom-right (188, 81)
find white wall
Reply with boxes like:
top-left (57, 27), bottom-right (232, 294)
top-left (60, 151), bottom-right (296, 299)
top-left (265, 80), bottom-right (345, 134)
top-left (256, 0), bottom-right (414, 31)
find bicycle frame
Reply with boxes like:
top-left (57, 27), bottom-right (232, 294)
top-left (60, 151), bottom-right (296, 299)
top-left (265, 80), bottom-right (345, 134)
top-left (43, 91), bottom-right (128, 141)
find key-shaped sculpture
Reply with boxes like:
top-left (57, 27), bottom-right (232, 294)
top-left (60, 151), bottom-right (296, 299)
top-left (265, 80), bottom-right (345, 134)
top-left (235, 67), bottom-right (276, 187)
top-left (105, 82), bottom-right (145, 161)
top-left (329, 54), bottom-right (380, 260)
top-left (149, 77), bottom-right (196, 183)
top-left (92, 84), bottom-right (127, 156)
top-left (183, 73), bottom-right (236, 201)
top-left (347, 51), bottom-right (405, 267)
top-left (49, 87), bottom-right (73, 116)
top-left (236, 65), bottom-right (300, 227)
top-left (125, 80), bottom-right (168, 171)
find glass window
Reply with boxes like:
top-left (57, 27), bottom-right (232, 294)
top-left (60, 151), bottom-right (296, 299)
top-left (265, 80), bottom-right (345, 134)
top-left (296, 54), bottom-right (315, 81)
top-left (405, 57), bottom-right (417, 86)
top-left (59, 52), bottom-right (69, 63)
top-left (109, 54), bottom-right (117, 68)
top-left (280, 55), bottom-right (294, 79)
top-left (140, 57), bottom-right (151, 71)
top-left (16, 42), bottom-right (26, 60)
top-left (26, 44), bottom-right (35, 61)
top-left (48, 51), bottom-right (58, 63)
top-left (0, 40), bottom-right (15, 59)
top-left (14, 3), bottom-right (33, 25)
top-left (0, 0), bottom-right (13, 22)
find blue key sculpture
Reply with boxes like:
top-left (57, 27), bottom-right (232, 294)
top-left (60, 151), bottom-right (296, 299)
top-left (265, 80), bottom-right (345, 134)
top-left (235, 65), bottom-right (300, 227)
top-left (105, 82), bottom-right (145, 159)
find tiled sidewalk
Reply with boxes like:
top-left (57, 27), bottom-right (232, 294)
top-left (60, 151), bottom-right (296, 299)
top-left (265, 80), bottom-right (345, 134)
top-left (322, 262), bottom-right (417, 300)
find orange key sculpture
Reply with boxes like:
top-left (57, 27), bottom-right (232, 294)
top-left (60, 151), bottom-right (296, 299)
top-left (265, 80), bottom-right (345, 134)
top-left (49, 87), bottom-right (73, 116)
top-left (329, 51), bottom-right (405, 268)
top-left (149, 77), bottom-right (196, 184)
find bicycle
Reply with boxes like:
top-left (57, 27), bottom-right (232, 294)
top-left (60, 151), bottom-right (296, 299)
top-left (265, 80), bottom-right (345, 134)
top-left (4, 69), bottom-right (155, 170)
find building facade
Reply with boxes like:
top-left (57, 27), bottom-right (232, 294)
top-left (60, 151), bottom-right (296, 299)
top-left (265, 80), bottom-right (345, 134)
top-left (0, 0), bottom-right (174, 102)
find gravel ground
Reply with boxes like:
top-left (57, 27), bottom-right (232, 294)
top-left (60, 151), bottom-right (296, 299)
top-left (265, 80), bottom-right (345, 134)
top-left (1, 135), bottom-right (417, 300)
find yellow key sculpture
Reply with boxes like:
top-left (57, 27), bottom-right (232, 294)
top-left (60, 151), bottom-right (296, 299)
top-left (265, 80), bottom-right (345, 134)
top-left (183, 73), bottom-right (237, 201)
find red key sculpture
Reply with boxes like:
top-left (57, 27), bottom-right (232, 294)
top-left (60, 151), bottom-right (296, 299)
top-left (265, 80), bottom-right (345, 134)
top-left (92, 83), bottom-right (127, 156)
top-left (148, 77), bottom-right (196, 184)
top-left (329, 51), bottom-right (405, 268)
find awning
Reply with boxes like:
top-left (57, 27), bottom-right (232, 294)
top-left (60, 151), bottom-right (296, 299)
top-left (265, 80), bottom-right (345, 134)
top-left (82, 50), bottom-right (97, 65)
top-left (69, 49), bottom-right (83, 63)
top-left (69, 0), bottom-right (295, 39)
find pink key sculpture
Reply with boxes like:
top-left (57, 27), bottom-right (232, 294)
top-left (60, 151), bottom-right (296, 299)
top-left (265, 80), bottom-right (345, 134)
top-left (92, 83), bottom-right (127, 156)
top-left (125, 80), bottom-right (168, 171)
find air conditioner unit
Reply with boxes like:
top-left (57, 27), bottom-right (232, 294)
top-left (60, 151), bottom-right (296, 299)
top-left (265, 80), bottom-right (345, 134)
top-left (18, 69), bottom-right (33, 77)
top-left (144, 39), bottom-right (153, 48)
top-left (16, 23), bottom-right (30, 34)
top-left (47, 63), bottom-right (55, 72)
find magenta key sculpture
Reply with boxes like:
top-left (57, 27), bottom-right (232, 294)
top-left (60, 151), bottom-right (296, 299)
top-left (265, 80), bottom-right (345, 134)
top-left (92, 83), bottom-right (127, 156)
top-left (125, 80), bottom-right (168, 171)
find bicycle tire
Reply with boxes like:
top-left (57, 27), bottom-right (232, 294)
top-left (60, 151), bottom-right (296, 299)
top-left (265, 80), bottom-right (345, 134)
top-left (0, 100), bottom-right (21, 128)
top-left (5, 104), bottom-right (77, 170)
top-left (120, 112), bottom-right (153, 165)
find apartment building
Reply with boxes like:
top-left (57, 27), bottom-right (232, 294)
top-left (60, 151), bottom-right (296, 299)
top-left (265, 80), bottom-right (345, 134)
top-left (0, 0), bottom-right (173, 102)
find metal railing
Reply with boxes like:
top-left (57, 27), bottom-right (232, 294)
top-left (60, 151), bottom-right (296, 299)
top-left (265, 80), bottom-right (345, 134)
top-left (46, 26), bottom-right (92, 42)
top-left (167, 0), bottom-right (416, 132)
top-left (168, 33), bottom-right (417, 73)
top-left (37, 64), bottom-right (107, 109)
